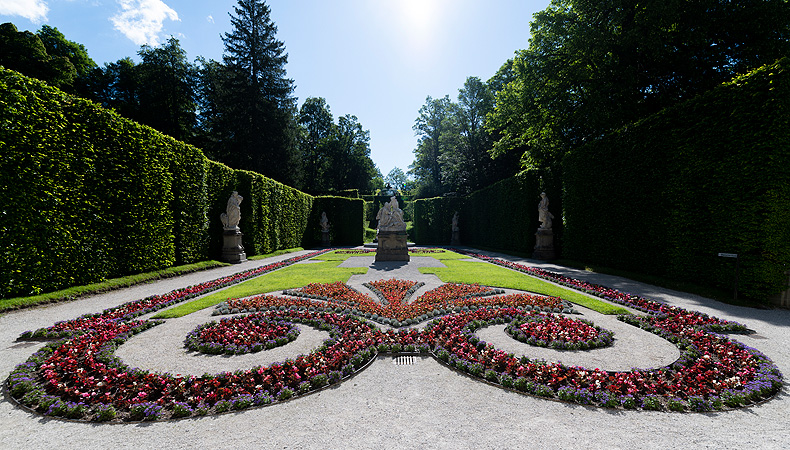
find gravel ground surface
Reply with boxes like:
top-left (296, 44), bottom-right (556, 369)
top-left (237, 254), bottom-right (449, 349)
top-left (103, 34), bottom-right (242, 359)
top-left (1, 247), bottom-right (788, 449)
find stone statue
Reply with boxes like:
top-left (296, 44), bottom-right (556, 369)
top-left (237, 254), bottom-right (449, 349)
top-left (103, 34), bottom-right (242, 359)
top-left (451, 211), bottom-right (460, 245)
top-left (538, 192), bottom-right (554, 230)
top-left (376, 196), bottom-right (406, 232)
top-left (320, 211), bottom-right (330, 232)
top-left (221, 191), bottom-right (243, 230)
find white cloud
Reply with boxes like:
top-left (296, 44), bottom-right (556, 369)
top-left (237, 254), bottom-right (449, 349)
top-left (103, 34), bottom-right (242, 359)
top-left (110, 0), bottom-right (179, 46)
top-left (206, 14), bottom-right (213, 24)
top-left (0, 0), bottom-right (49, 23)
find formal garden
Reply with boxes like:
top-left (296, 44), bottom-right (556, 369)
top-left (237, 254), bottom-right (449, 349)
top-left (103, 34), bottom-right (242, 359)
top-left (4, 246), bottom-right (783, 422)
top-left (2, 1), bottom-right (790, 447)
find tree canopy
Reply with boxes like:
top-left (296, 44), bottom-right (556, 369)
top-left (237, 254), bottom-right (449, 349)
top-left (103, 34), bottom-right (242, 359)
top-left (488, 0), bottom-right (790, 171)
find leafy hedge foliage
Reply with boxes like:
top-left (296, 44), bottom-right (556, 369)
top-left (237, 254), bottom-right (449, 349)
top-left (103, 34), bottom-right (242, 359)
top-left (306, 196), bottom-right (364, 246)
top-left (0, 68), bottom-right (318, 298)
top-left (563, 58), bottom-right (790, 299)
top-left (412, 197), bottom-right (463, 244)
top-left (412, 170), bottom-right (561, 251)
top-left (463, 170), bottom-right (561, 253)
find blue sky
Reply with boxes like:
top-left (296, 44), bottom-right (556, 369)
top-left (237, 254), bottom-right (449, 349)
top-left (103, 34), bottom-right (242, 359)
top-left (1, 0), bottom-right (548, 177)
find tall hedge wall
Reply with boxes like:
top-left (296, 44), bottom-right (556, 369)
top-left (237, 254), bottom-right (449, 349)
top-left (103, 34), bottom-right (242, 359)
top-left (462, 170), bottom-right (561, 253)
top-left (306, 196), bottom-right (364, 246)
top-left (563, 58), bottom-right (790, 299)
top-left (411, 169), bottom-right (561, 250)
top-left (412, 197), bottom-right (463, 244)
top-left (0, 68), bottom-right (317, 298)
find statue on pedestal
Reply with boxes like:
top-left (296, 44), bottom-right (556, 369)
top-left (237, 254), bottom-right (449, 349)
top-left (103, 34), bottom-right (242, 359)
top-left (320, 212), bottom-right (330, 232)
top-left (538, 192), bottom-right (554, 230)
top-left (376, 196), bottom-right (406, 232)
top-left (220, 191), bottom-right (243, 230)
top-left (451, 211), bottom-right (460, 245)
top-left (220, 191), bottom-right (246, 263)
top-left (533, 192), bottom-right (556, 260)
top-left (375, 196), bottom-right (409, 262)
top-left (320, 211), bottom-right (330, 246)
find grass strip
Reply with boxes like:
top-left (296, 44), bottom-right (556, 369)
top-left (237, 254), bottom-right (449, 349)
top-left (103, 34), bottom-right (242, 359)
top-left (152, 260), bottom-right (368, 319)
top-left (0, 248), bottom-right (306, 315)
top-left (0, 260), bottom-right (230, 314)
top-left (420, 260), bottom-right (630, 315)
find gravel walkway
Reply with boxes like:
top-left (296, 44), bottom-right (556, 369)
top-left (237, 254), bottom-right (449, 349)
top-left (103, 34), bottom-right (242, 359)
top-left (1, 248), bottom-right (788, 449)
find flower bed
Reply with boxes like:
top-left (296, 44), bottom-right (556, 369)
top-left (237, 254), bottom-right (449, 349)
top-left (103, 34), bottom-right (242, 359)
top-left (184, 316), bottom-right (300, 355)
top-left (222, 280), bottom-right (569, 327)
top-left (6, 249), bottom-right (783, 421)
top-left (504, 314), bottom-right (614, 350)
top-left (428, 307), bottom-right (781, 411)
top-left (363, 279), bottom-right (424, 304)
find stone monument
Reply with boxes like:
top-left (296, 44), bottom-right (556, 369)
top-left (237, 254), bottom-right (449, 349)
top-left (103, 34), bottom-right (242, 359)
top-left (375, 196), bottom-right (409, 261)
top-left (320, 211), bottom-right (331, 247)
top-left (220, 191), bottom-right (247, 263)
top-left (533, 192), bottom-right (556, 260)
top-left (451, 211), bottom-right (460, 245)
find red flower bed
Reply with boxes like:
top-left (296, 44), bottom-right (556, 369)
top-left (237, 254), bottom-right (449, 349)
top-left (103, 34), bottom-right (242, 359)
top-left (228, 280), bottom-right (569, 326)
top-left (185, 316), bottom-right (300, 355)
top-left (505, 313), bottom-right (614, 350)
top-left (6, 250), bottom-right (783, 421)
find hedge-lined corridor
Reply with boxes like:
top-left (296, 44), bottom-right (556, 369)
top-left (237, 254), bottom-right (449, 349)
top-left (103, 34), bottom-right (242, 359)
top-left (412, 59), bottom-right (790, 303)
top-left (0, 68), bottom-right (361, 298)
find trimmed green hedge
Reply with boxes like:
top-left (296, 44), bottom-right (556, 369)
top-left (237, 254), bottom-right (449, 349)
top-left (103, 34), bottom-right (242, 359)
top-left (306, 196), bottom-right (364, 246)
top-left (462, 170), bottom-right (561, 253)
top-left (563, 58), bottom-right (790, 299)
top-left (412, 197), bottom-right (463, 244)
top-left (0, 67), bottom-right (318, 298)
top-left (411, 170), bottom-right (561, 251)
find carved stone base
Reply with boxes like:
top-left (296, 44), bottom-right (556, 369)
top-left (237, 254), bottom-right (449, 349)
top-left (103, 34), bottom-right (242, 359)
top-left (533, 228), bottom-right (556, 260)
top-left (451, 230), bottom-right (460, 246)
top-left (222, 229), bottom-right (247, 264)
top-left (376, 230), bottom-right (410, 262)
top-left (321, 231), bottom-right (331, 247)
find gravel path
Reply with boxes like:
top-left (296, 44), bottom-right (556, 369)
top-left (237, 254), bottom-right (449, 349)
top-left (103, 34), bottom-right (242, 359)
top-left (1, 248), bottom-right (788, 449)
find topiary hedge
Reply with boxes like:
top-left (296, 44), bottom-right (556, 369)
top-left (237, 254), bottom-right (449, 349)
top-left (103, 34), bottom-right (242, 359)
top-left (306, 196), bottom-right (364, 246)
top-left (563, 58), bottom-right (790, 300)
top-left (411, 169), bottom-right (561, 251)
top-left (462, 169), bottom-right (561, 254)
top-left (0, 67), bottom-right (317, 298)
top-left (412, 197), bottom-right (463, 245)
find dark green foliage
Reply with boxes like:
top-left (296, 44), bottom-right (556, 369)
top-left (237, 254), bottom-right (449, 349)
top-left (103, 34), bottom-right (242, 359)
top-left (0, 22), bottom-right (78, 90)
top-left (0, 68), bottom-right (316, 298)
top-left (306, 197), bottom-right (364, 246)
top-left (412, 197), bottom-right (463, 245)
top-left (464, 170), bottom-right (561, 253)
top-left (411, 169), bottom-right (561, 252)
top-left (563, 58), bottom-right (790, 299)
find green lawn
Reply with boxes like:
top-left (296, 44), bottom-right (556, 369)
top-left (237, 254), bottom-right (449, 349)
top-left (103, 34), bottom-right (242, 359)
top-left (152, 259), bottom-right (368, 319)
top-left (0, 260), bottom-right (230, 314)
top-left (420, 259), bottom-right (629, 315)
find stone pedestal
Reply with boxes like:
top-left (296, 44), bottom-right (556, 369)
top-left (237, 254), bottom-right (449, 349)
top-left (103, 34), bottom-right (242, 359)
top-left (451, 230), bottom-right (460, 246)
top-left (533, 228), bottom-right (556, 260)
top-left (222, 229), bottom-right (247, 264)
top-left (376, 230), bottom-right (410, 262)
top-left (321, 230), bottom-right (331, 247)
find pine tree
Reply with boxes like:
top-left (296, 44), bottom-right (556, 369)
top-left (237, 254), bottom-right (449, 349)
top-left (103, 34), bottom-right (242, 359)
top-left (220, 0), bottom-right (299, 185)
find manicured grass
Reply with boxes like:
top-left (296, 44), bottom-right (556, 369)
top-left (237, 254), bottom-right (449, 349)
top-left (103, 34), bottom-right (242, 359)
top-left (0, 248), bottom-right (306, 315)
top-left (0, 260), bottom-right (230, 314)
top-left (152, 259), bottom-right (368, 319)
top-left (420, 260), bottom-right (630, 315)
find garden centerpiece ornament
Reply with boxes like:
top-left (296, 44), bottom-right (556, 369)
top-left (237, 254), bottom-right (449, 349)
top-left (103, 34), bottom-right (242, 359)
top-left (533, 192), bottom-right (556, 260)
top-left (375, 196), bottom-right (409, 261)
top-left (320, 211), bottom-right (330, 246)
top-left (221, 191), bottom-right (247, 263)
